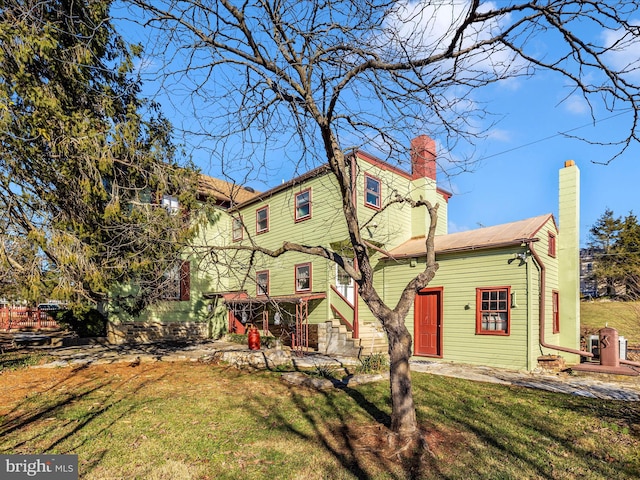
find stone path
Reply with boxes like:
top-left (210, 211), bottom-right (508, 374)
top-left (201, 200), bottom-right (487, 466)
top-left (21, 340), bottom-right (640, 401)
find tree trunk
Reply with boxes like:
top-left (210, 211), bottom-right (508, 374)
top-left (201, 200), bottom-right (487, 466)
top-left (386, 313), bottom-right (418, 436)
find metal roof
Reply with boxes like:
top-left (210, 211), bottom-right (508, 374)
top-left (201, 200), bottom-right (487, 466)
top-left (386, 214), bottom-right (554, 259)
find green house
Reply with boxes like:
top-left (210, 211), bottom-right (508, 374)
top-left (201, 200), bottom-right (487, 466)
top-left (108, 136), bottom-right (582, 371)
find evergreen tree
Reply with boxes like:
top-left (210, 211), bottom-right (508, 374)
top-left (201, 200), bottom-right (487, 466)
top-left (588, 209), bottom-right (640, 299)
top-left (0, 0), bottom-right (199, 309)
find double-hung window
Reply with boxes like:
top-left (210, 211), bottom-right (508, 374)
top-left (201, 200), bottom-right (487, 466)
top-left (162, 261), bottom-right (191, 301)
top-left (295, 263), bottom-right (312, 292)
top-left (476, 287), bottom-right (510, 335)
top-left (232, 216), bottom-right (244, 242)
top-left (256, 206), bottom-right (269, 234)
top-left (256, 270), bottom-right (269, 296)
top-left (295, 189), bottom-right (311, 222)
top-left (364, 174), bottom-right (381, 209)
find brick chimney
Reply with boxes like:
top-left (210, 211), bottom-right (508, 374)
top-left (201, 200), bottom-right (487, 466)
top-left (410, 135), bottom-right (436, 180)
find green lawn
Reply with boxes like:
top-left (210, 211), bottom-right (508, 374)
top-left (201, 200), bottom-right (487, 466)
top-left (581, 300), bottom-right (640, 345)
top-left (1, 361), bottom-right (639, 479)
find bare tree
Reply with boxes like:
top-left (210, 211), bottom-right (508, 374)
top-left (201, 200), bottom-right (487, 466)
top-left (126, 0), bottom-right (640, 442)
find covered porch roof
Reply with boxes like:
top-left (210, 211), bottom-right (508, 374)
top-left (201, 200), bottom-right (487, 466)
top-left (205, 291), bottom-right (327, 305)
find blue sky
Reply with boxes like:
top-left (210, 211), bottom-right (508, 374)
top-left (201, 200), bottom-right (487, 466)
top-left (442, 70), bottom-right (639, 247)
top-left (116, 2), bottom-right (639, 248)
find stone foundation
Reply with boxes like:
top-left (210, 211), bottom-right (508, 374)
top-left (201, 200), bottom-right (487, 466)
top-left (107, 321), bottom-right (209, 344)
top-left (537, 354), bottom-right (567, 372)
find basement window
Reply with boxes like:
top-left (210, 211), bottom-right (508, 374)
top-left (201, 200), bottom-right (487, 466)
top-left (476, 287), bottom-right (510, 335)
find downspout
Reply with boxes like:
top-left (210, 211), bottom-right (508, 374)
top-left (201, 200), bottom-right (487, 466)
top-left (351, 156), bottom-right (359, 339)
top-left (528, 241), bottom-right (593, 359)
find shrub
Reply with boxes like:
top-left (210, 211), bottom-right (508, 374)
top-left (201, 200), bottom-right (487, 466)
top-left (57, 308), bottom-right (107, 337)
top-left (355, 353), bottom-right (389, 374)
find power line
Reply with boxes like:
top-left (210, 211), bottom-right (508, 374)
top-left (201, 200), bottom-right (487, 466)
top-left (480, 109), bottom-right (632, 161)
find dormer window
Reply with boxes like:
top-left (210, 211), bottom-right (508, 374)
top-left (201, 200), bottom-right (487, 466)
top-left (162, 195), bottom-right (180, 215)
top-left (364, 174), bottom-right (381, 209)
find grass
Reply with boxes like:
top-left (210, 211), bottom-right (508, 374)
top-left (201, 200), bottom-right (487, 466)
top-left (1, 361), bottom-right (639, 479)
top-left (581, 300), bottom-right (640, 345)
top-left (0, 351), bottom-right (50, 372)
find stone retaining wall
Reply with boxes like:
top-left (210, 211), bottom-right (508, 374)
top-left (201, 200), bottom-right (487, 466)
top-left (107, 321), bottom-right (209, 344)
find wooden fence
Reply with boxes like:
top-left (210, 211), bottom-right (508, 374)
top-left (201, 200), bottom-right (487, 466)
top-left (0, 307), bottom-right (60, 331)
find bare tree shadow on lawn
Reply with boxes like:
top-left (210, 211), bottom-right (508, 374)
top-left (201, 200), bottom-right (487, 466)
top-left (0, 363), bottom-right (170, 478)
top-left (245, 368), bottom-right (444, 480)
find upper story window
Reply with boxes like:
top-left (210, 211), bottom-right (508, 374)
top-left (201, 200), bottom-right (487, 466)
top-left (162, 195), bottom-right (180, 215)
top-left (256, 206), bottom-right (269, 234)
top-left (256, 270), bottom-right (269, 296)
top-left (364, 174), bottom-right (381, 209)
top-left (548, 232), bottom-right (556, 257)
top-left (295, 263), bottom-right (312, 292)
top-left (295, 189), bottom-right (311, 222)
top-left (232, 216), bottom-right (243, 242)
top-left (476, 287), bottom-right (510, 335)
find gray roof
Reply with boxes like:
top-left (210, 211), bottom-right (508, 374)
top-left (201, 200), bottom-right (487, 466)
top-left (386, 214), bottom-right (554, 259)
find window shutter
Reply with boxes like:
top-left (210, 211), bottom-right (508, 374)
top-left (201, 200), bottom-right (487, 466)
top-left (180, 261), bottom-right (191, 301)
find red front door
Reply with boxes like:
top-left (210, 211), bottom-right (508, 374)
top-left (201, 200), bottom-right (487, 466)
top-left (414, 288), bottom-right (443, 357)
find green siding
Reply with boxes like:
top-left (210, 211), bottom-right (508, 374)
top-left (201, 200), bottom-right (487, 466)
top-left (378, 247), bottom-right (535, 370)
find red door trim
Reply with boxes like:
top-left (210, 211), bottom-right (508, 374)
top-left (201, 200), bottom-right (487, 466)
top-left (414, 287), bottom-right (444, 358)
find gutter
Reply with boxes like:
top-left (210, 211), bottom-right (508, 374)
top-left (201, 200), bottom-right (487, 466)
top-left (528, 241), bottom-right (593, 359)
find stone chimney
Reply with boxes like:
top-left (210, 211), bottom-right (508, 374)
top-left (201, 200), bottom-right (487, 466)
top-left (411, 135), bottom-right (437, 180)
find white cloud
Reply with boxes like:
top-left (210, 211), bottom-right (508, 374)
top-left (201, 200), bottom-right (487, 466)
top-left (601, 21), bottom-right (640, 80)
top-left (562, 95), bottom-right (589, 115)
top-left (381, 0), bottom-right (526, 78)
top-left (487, 129), bottom-right (512, 142)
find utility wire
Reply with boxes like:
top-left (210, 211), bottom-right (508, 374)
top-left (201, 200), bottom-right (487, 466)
top-left (479, 109), bottom-right (632, 161)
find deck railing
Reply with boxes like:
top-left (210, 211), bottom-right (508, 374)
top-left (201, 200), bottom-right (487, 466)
top-left (0, 307), bottom-right (60, 331)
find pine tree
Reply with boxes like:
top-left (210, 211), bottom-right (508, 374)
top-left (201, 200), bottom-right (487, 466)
top-left (0, 0), bottom-right (198, 309)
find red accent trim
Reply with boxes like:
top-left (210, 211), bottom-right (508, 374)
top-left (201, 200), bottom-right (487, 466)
top-left (256, 270), bottom-right (269, 296)
top-left (256, 205), bottom-right (269, 234)
top-left (330, 305), bottom-right (354, 332)
top-left (357, 150), bottom-right (412, 180)
top-left (232, 215), bottom-right (243, 242)
top-left (414, 287), bottom-right (444, 357)
top-left (548, 232), bottom-right (557, 258)
top-left (475, 286), bottom-right (511, 336)
top-left (330, 284), bottom-right (353, 307)
top-left (364, 173), bottom-right (382, 210)
top-left (180, 261), bottom-right (191, 301)
top-left (294, 188), bottom-right (312, 222)
top-left (295, 262), bottom-right (312, 293)
top-left (552, 290), bottom-right (560, 334)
